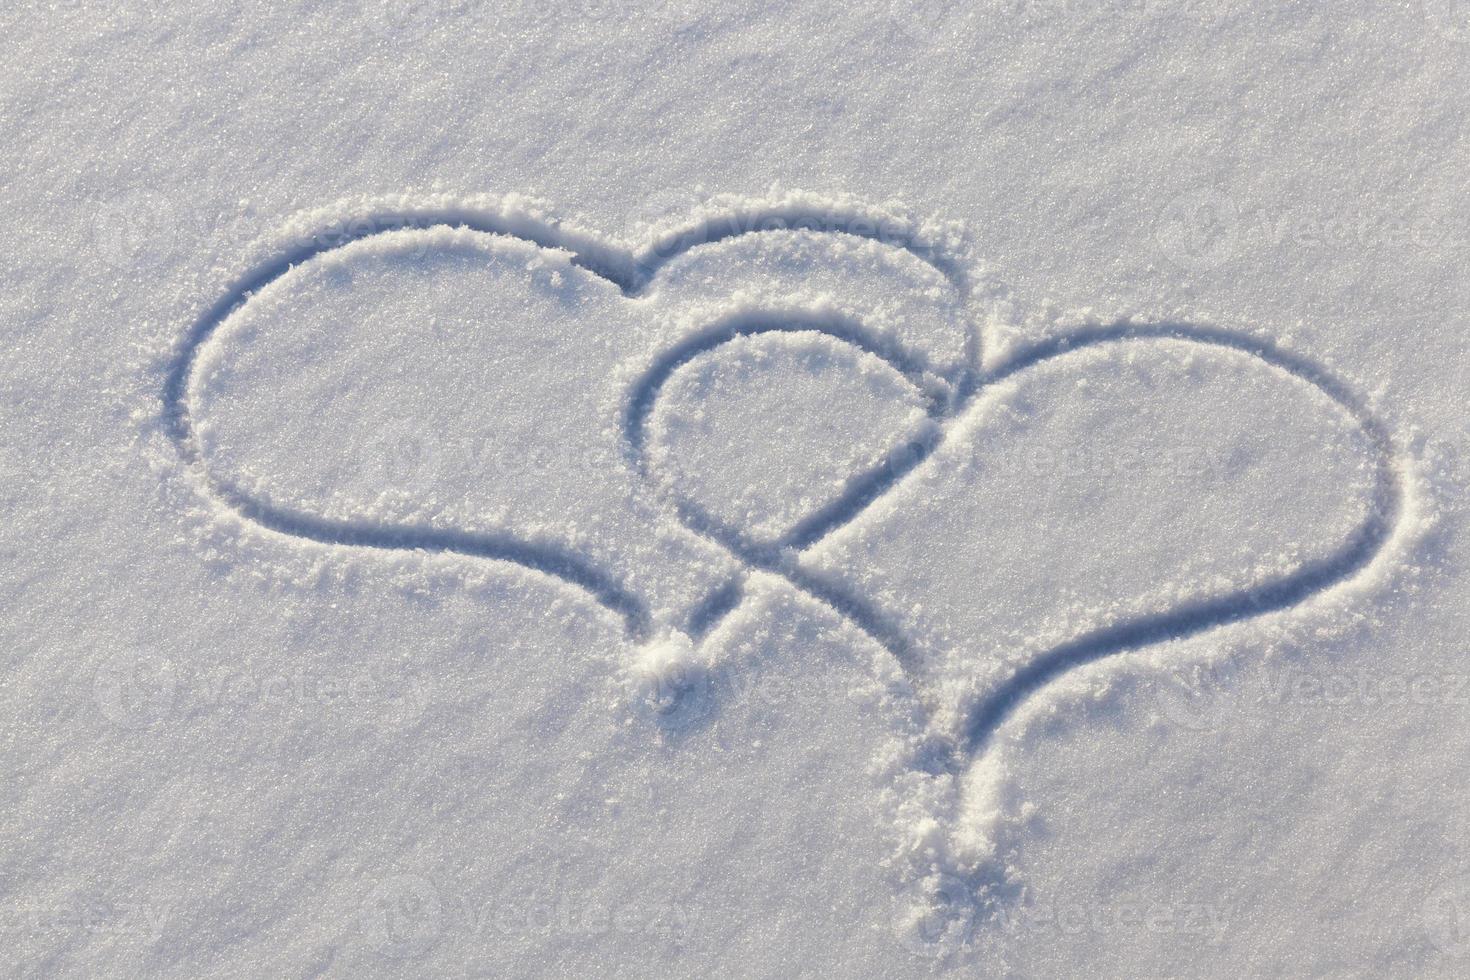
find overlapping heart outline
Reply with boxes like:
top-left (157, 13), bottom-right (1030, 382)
top-left (164, 191), bottom-right (1405, 946)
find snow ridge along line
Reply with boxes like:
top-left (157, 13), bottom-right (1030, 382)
top-left (956, 322), bottom-right (1403, 755)
top-left (164, 195), bottom-right (982, 645)
top-left (163, 195), bottom-right (1404, 770)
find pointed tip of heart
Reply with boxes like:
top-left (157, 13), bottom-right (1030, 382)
top-left (630, 630), bottom-right (714, 732)
top-left (635, 629), bottom-right (697, 671)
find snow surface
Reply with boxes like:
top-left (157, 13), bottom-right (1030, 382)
top-left (3, 1), bottom-right (1469, 977)
top-left (648, 331), bottom-right (934, 545)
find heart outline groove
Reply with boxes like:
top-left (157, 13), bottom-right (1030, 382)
top-left (163, 191), bottom-right (1406, 950)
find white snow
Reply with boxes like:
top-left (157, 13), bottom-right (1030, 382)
top-left (648, 331), bottom-right (933, 545)
top-left (3, 1), bottom-right (1467, 977)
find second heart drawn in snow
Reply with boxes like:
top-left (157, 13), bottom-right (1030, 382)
top-left (168, 193), bottom-right (1402, 942)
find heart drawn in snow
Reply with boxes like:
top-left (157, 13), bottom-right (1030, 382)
top-left (167, 193), bottom-right (1402, 944)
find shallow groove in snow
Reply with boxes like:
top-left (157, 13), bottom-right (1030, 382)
top-left (168, 195), bottom-right (1404, 840)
